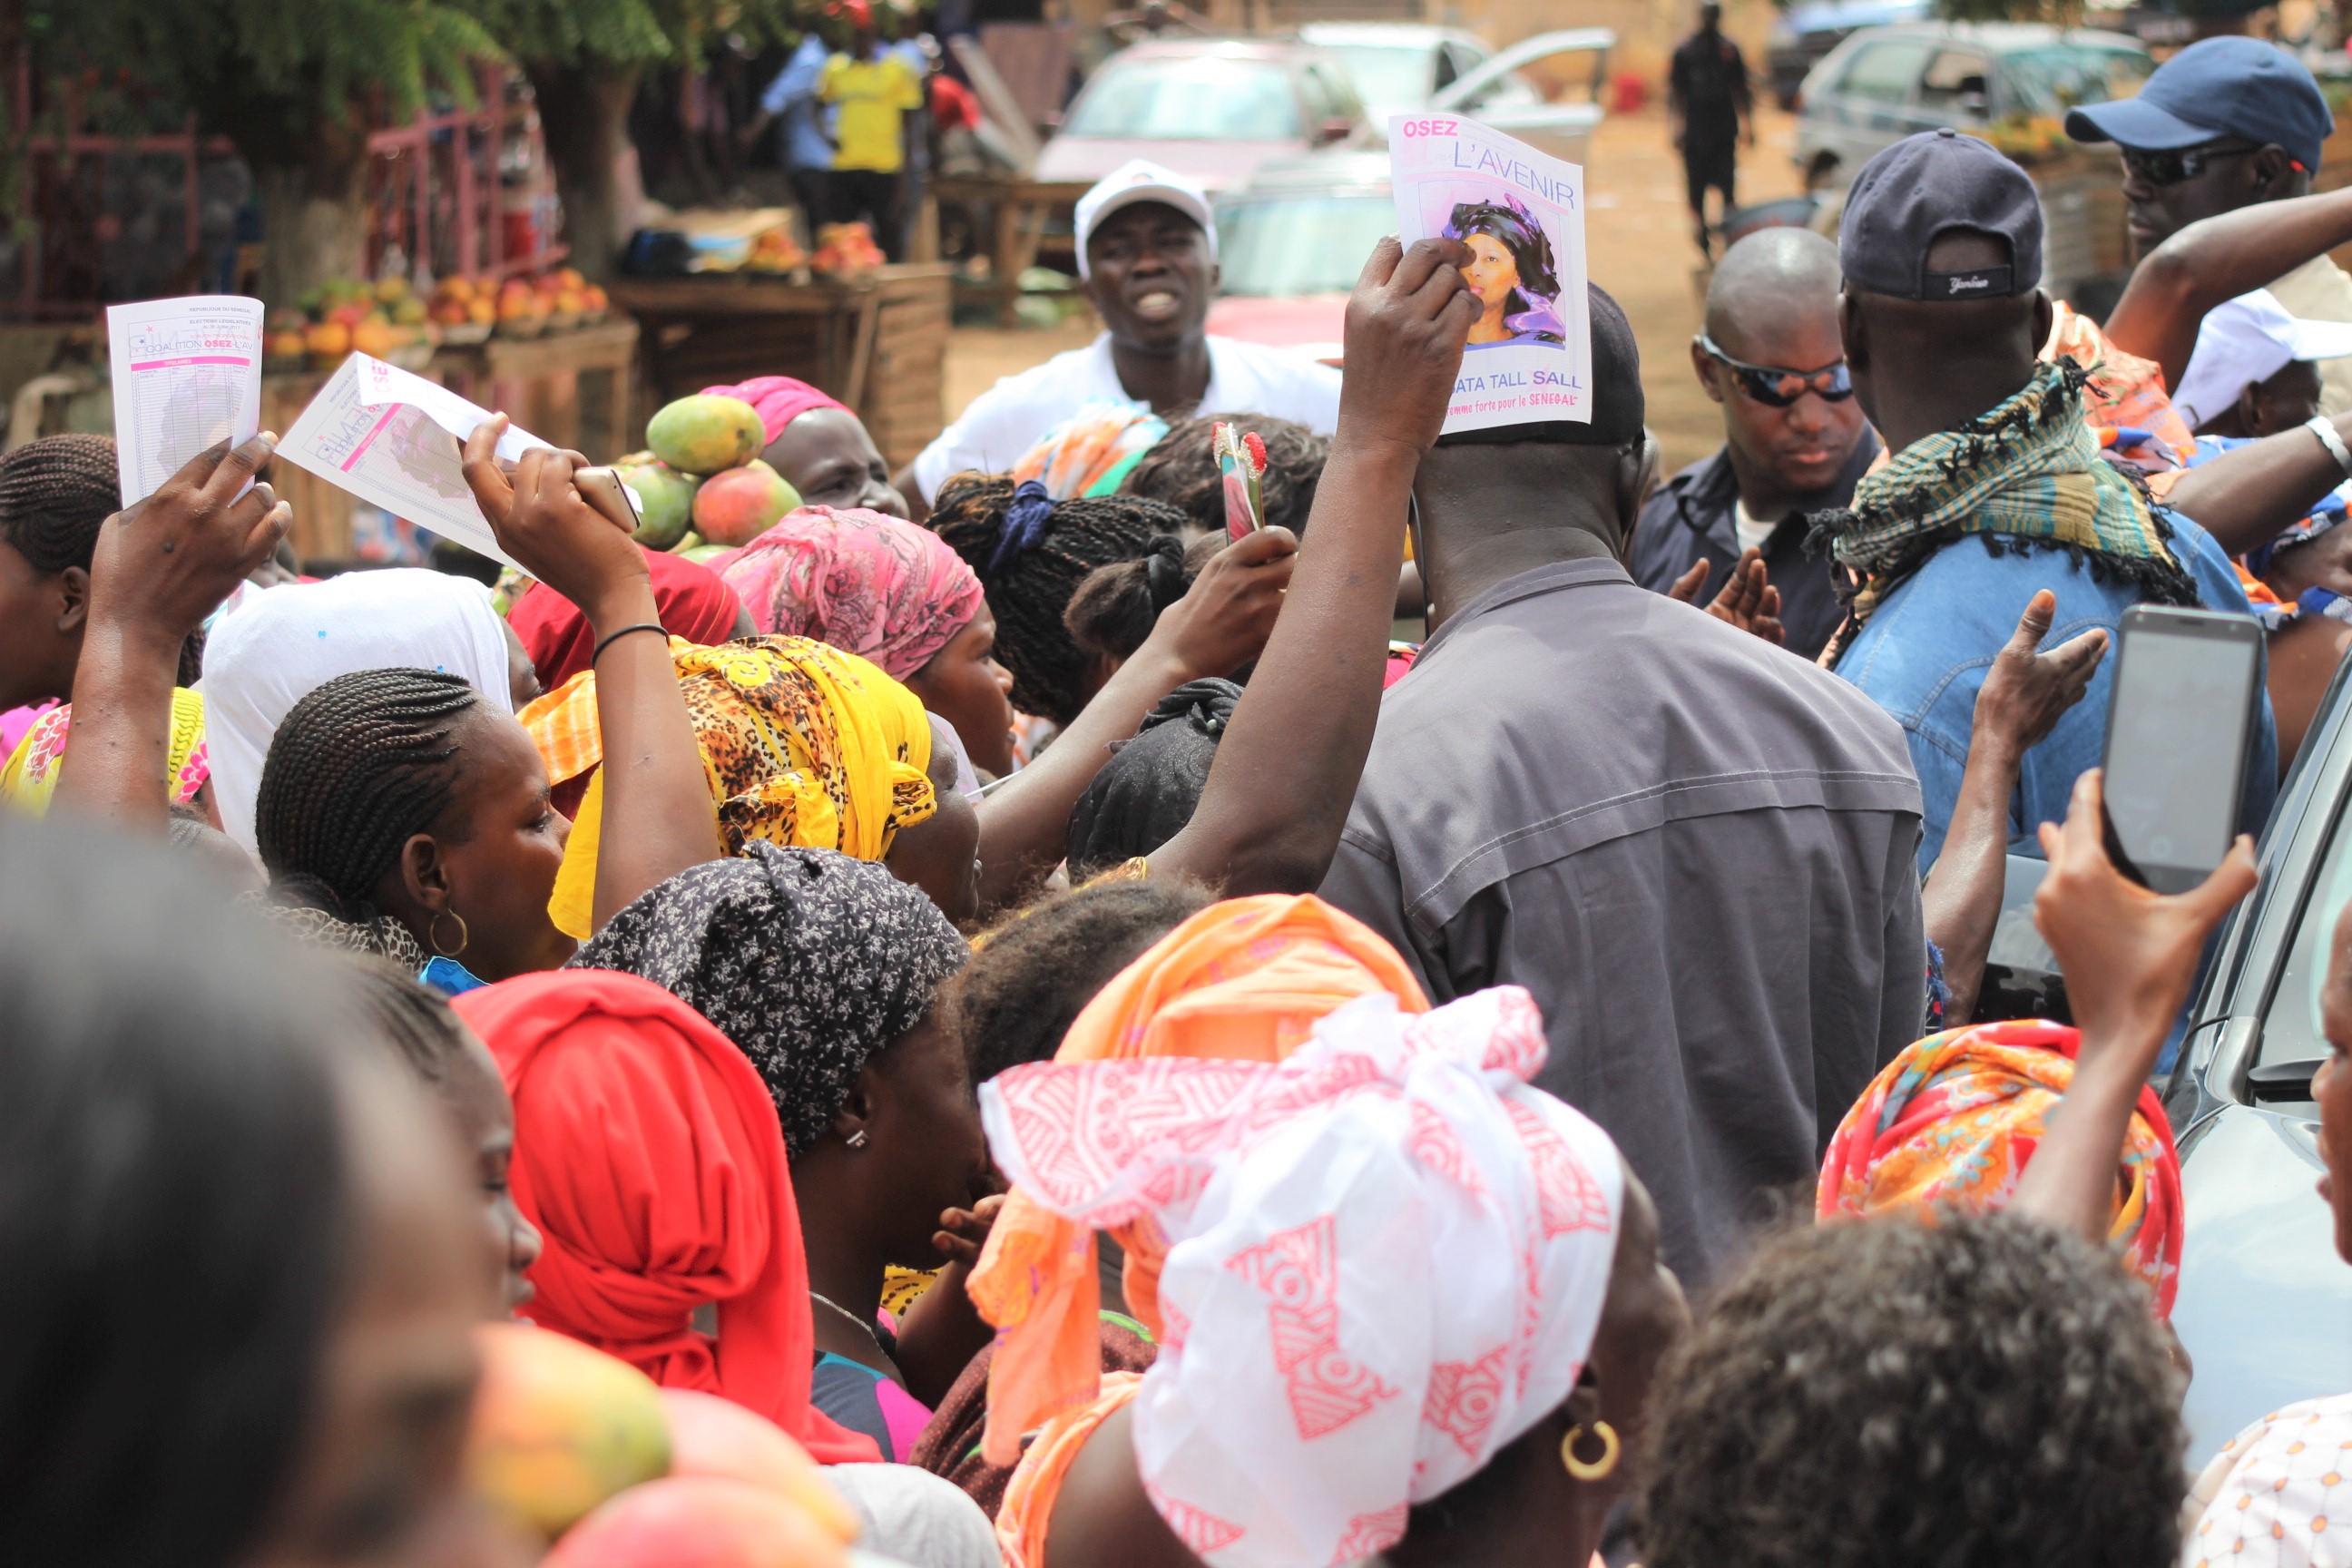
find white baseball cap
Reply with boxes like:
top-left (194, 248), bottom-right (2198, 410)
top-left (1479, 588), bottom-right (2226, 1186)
top-left (2174, 289), bottom-right (2352, 431)
top-left (1073, 160), bottom-right (1218, 280)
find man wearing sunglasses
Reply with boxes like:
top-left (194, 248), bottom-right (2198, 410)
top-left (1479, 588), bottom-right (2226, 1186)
top-left (2066, 36), bottom-right (2348, 414)
top-left (1632, 228), bottom-right (1875, 659)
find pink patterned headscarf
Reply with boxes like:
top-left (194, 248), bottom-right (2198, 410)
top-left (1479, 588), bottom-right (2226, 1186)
top-left (700, 377), bottom-right (852, 446)
top-left (716, 505), bottom-right (985, 680)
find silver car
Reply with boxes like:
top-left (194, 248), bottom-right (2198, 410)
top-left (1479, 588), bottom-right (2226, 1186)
top-left (1299, 21), bottom-right (1613, 172)
top-left (2168, 657), bottom-right (2352, 1461)
top-left (1794, 23), bottom-right (2151, 309)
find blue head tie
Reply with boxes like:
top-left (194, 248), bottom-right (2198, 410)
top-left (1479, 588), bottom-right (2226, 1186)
top-left (985, 480), bottom-right (1055, 582)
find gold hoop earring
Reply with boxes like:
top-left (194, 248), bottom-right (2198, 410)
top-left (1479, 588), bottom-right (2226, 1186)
top-left (1561, 1420), bottom-right (1620, 1482)
top-left (428, 908), bottom-right (470, 958)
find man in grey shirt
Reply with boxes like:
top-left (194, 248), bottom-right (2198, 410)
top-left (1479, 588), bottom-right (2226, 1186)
top-left (1321, 284), bottom-right (1926, 1287)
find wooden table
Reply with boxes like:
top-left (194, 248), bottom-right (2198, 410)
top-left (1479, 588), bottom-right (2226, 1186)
top-left (931, 176), bottom-right (1093, 326)
top-left (433, 318), bottom-right (639, 462)
top-left (605, 265), bottom-right (953, 473)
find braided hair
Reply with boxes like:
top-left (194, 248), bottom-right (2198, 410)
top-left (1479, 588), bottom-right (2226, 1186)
top-left (332, 956), bottom-right (476, 1088)
top-left (1064, 531), bottom-right (1221, 666)
top-left (0, 434), bottom-right (120, 573)
top-left (929, 474), bottom-right (1191, 724)
top-left (254, 668), bottom-right (481, 916)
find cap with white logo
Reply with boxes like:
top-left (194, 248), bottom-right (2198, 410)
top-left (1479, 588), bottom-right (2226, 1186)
top-left (1073, 160), bottom-right (1219, 280)
top-left (2173, 289), bottom-right (2352, 430)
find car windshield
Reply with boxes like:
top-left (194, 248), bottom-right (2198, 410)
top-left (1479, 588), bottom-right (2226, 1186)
top-left (1321, 44), bottom-right (1434, 114)
top-left (1217, 191), bottom-right (1397, 296)
top-left (2258, 824), bottom-right (2352, 1082)
top-left (1063, 58), bottom-right (1303, 140)
top-left (1995, 44), bottom-right (2150, 119)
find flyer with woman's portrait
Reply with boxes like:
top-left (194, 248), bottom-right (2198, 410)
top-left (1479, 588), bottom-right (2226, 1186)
top-left (1387, 113), bottom-right (1590, 435)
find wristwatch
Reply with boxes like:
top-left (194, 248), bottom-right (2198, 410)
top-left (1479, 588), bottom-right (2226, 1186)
top-left (2307, 414), bottom-right (2352, 480)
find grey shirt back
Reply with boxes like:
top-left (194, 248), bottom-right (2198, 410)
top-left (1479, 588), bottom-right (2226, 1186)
top-left (1321, 558), bottom-right (1926, 1287)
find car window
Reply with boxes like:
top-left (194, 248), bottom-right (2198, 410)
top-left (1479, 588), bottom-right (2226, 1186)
top-left (1217, 192), bottom-right (1400, 297)
top-left (1063, 58), bottom-right (1306, 141)
top-left (1308, 61), bottom-right (1365, 123)
top-left (1994, 44), bottom-right (2151, 120)
top-left (1833, 39), bottom-right (1933, 104)
top-left (2258, 820), bottom-right (2352, 1077)
top-left (1298, 62), bottom-right (1338, 126)
top-left (1322, 43), bottom-right (1434, 114)
top-left (1916, 48), bottom-right (1989, 116)
top-left (1435, 43), bottom-right (1465, 92)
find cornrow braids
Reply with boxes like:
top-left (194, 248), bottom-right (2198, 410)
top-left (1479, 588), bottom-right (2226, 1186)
top-left (254, 668), bottom-right (482, 913)
top-left (0, 434), bottom-right (121, 573)
top-left (928, 473), bottom-right (1194, 725)
top-left (329, 955), bottom-right (475, 1088)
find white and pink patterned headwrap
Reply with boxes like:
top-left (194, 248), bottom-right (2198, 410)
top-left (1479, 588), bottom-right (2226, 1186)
top-left (979, 985), bottom-right (1623, 1568)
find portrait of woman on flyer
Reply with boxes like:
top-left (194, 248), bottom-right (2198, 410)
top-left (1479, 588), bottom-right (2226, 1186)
top-left (1443, 195), bottom-right (1567, 349)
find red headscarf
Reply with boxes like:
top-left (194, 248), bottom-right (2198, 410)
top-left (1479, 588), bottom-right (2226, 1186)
top-left (508, 548), bottom-right (744, 690)
top-left (454, 970), bottom-right (881, 1464)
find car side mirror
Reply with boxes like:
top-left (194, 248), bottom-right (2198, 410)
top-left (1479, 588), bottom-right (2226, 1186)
top-left (2248, 1057), bottom-right (2325, 1103)
top-left (1316, 115), bottom-right (1355, 144)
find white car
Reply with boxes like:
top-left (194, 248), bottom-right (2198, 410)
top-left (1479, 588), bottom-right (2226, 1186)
top-left (1298, 22), bottom-right (1615, 170)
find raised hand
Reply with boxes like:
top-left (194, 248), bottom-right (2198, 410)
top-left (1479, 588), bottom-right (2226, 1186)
top-left (460, 416), bottom-right (647, 627)
top-left (932, 1192), bottom-right (1006, 1268)
top-left (86, 432), bottom-right (290, 642)
top-left (2034, 768), bottom-right (2256, 1061)
top-left (1147, 526), bottom-right (1298, 681)
top-left (1975, 590), bottom-right (2107, 758)
top-left (1667, 549), bottom-right (1785, 644)
top-left (1335, 235), bottom-right (1478, 461)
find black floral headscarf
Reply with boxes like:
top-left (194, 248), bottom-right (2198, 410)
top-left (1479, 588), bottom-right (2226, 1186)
top-left (571, 843), bottom-right (968, 1157)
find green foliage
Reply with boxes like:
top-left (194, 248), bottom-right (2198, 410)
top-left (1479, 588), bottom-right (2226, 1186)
top-left (44, 0), bottom-right (504, 152)
top-left (485, 0), bottom-right (826, 69)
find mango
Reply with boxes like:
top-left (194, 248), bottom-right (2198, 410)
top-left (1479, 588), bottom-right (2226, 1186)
top-left (466, 1322), bottom-right (671, 1541)
top-left (681, 542), bottom-right (733, 566)
top-left (658, 1390), bottom-right (859, 1544)
top-left (647, 395), bottom-right (766, 475)
top-left (544, 1477), bottom-right (848, 1568)
top-left (691, 460), bottom-right (799, 548)
top-left (615, 459), bottom-right (699, 552)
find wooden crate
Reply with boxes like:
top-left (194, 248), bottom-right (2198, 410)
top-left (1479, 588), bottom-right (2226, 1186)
top-left (607, 265), bottom-right (953, 471)
top-left (435, 318), bottom-right (639, 462)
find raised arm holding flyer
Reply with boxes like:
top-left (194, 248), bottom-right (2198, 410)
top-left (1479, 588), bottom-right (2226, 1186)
top-left (1388, 113), bottom-right (1592, 435)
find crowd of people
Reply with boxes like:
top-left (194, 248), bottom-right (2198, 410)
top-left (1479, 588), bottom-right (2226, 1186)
top-left (20, 30), bottom-right (2352, 1568)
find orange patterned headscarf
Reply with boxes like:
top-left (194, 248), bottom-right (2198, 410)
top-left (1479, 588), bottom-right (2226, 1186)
top-left (1817, 1018), bottom-right (2184, 1316)
top-left (964, 894), bottom-right (1428, 1465)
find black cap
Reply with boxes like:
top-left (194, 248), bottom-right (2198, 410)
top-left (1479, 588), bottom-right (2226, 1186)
top-left (1437, 283), bottom-right (1644, 446)
top-left (1838, 128), bottom-right (2043, 301)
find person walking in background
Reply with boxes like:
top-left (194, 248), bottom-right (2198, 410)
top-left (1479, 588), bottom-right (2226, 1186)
top-left (1669, 0), bottom-right (1753, 260)
top-left (820, 0), bottom-right (925, 261)
top-left (745, 25), bottom-right (842, 239)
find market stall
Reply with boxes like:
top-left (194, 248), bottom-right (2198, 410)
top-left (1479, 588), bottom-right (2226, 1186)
top-left (930, 177), bottom-right (1093, 326)
top-left (606, 263), bottom-right (953, 473)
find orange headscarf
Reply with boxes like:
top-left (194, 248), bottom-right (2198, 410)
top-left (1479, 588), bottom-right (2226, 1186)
top-left (964, 894), bottom-right (1427, 1465)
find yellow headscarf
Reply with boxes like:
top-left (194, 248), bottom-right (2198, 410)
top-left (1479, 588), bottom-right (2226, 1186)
top-left (1, 689), bottom-right (209, 816)
top-left (524, 635), bottom-right (936, 939)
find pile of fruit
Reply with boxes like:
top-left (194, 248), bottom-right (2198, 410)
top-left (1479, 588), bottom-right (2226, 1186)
top-left (435, 268), bottom-right (612, 340)
top-left (617, 392), bottom-right (802, 559)
top-left (811, 222), bottom-right (886, 279)
top-left (265, 277), bottom-right (437, 373)
top-left (748, 223), bottom-right (808, 275)
top-left (468, 1322), bottom-right (857, 1568)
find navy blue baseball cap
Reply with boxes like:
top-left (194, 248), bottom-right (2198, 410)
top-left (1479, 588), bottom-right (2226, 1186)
top-left (2066, 37), bottom-right (2333, 173)
top-left (1840, 128), bottom-right (2043, 299)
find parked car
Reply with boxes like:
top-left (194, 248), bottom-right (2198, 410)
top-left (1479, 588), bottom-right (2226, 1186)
top-left (2167, 653), bottom-right (2352, 1462)
top-left (1795, 23), bottom-right (2151, 312)
top-left (1034, 38), bottom-right (1368, 192)
top-left (1766, 0), bottom-right (1932, 110)
top-left (1201, 151), bottom-right (1394, 361)
top-left (1298, 22), bottom-right (1614, 170)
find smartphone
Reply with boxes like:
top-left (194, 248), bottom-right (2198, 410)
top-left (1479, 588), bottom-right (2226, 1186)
top-left (2098, 604), bottom-right (2264, 894)
top-left (573, 466), bottom-right (644, 534)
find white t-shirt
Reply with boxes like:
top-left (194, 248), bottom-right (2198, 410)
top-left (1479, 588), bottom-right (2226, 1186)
top-left (910, 333), bottom-right (1344, 501)
top-left (1732, 496), bottom-right (1775, 555)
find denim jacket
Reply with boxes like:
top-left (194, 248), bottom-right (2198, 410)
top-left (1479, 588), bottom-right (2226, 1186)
top-left (1833, 509), bottom-right (2277, 875)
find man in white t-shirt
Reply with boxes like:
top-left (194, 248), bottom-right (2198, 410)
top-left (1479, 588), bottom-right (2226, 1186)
top-left (902, 160), bottom-right (1342, 507)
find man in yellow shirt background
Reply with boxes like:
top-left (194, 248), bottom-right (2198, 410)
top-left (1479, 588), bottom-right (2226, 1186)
top-left (819, 0), bottom-right (925, 260)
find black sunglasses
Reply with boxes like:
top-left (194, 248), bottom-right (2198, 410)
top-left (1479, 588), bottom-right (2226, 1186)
top-left (1695, 334), bottom-right (1854, 407)
top-left (2119, 142), bottom-right (2266, 188)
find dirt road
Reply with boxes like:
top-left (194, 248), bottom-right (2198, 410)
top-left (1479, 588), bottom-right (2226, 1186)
top-left (941, 103), bottom-right (1808, 477)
